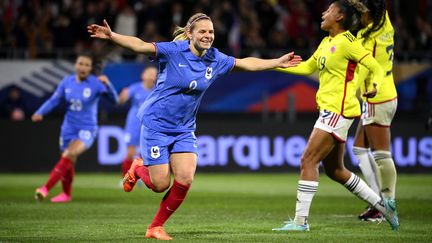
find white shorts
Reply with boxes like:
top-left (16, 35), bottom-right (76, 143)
top-left (361, 99), bottom-right (397, 126)
top-left (314, 110), bottom-right (354, 142)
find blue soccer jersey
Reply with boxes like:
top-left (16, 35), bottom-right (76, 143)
top-left (137, 40), bottom-right (235, 132)
top-left (35, 74), bottom-right (118, 130)
top-left (124, 82), bottom-right (153, 146)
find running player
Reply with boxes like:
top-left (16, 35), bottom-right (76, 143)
top-left (88, 13), bottom-right (301, 240)
top-left (271, 0), bottom-right (398, 231)
top-left (119, 65), bottom-right (157, 176)
top-left (33, 54), bottom-right (118, 203)
top-left (353, 0), bottom-right (398, 222)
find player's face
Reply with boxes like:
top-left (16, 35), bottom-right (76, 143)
top-left (142, 67), bottom-right (157, 88)
top-left (75, 56), bottom-right (93, 80)
top-left (189, 20), bottom-right (214, 52)
top-left (321, 3), bottom-right (343, 31)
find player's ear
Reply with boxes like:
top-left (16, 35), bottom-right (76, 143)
top-left (336, 14), bottom-right (344, 23)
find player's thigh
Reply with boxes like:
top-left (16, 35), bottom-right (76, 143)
top-left (302, 128), bottom-right (336, 165)
top-left (364, 125), bottom-right (391, 151)
top-left (170, 152), bottom-right (197, 185)
top-left (62, 140), bottom-right (87, 159)
top-left (353, 121), bottom-right (369, 148)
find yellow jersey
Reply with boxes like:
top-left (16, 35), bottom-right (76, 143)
top-left (357, 11), bottom-right (397, 103)
top-left (276, 31), bottom-right (383, 118)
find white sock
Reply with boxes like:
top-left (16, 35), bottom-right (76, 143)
top-left (373, 150), bottom-right (397, 200)
top-left (344, 173), bottom-right (381, 207)
top-left (294, 180), bottom-right (318, 225)
top-left (353, 146), bottom-right (380, 195)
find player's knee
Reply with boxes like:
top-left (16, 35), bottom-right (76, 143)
top-left (152, 183), bottom-right (170, 193)
top-left (372, 150), bottom-right (391, 163)
top-left (62, 151), bottom-right (78, 161)
top-left (300, 155), bottom-right (319, 172)
top-left (174, 175), bottom-right (194, 187)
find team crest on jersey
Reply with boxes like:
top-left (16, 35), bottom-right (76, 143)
top-left (205, 67), bottom-right (213, 80)
top-left (330, 46), bottom-right (336, 54)
top-left (150, 146), bottom-right (160, 159)
top-left (83, 88), bottom-right (91, 98)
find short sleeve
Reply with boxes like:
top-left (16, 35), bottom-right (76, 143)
top-left (53, 78), bottom-right (66, 98)
top-left (216, 50), bottom-right (235, 76)
top-left (154, 41), bottom-right (180, 63)
top-left (128, 83), bottom-right (138, 97)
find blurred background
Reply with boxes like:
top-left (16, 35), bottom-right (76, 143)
top-left (0, 0), bottom-right (431, 173)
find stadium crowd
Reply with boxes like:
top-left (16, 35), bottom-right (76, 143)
top-left (0, 0), bottom-right (431, 61)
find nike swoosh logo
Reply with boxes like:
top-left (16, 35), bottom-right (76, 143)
top-left (166, 206), bottom-right (175, 212)
top-left (178, 63), bottom-right (187, 67)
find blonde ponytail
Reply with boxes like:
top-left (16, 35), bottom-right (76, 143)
top-left (173, 26), bottom-right (188, 41)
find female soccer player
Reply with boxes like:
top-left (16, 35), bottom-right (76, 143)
top-left (88, 13), bottom-right (301, 240)
top-left (119, 65), bottom-right (157, 176)
top-left (33, 54), bottom-right (118, 203)
top-left (353, 0), bottom-right (398, 222)
top-left (271, 0), bottom-right (398, 231)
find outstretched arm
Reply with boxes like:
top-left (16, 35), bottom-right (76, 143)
top-left (32, 82), bottom-right (65, 122)
top-left (87, 19), bottom-right (156, 55)
top-left (274, 56), bottom-right (317, 76)
top-left (233, 52), bottom-right (302, 71)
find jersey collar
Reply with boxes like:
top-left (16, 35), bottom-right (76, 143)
top-left (178, 40), bottom-right (217, 62)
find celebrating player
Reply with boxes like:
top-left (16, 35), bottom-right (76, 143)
top-left (33, 54), bottom-right (119, 203)
top-left (271, 0), bottom-right (398, 231)
top-left (353, 0), bottom-right (398, 222)
top-left (88, 13), bottom-right (301, 240)
top-left (119, 65), bottom-right (157, 176)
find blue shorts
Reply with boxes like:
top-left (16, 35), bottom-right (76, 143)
top-left (59, 125), bottom-right (97, 151)
top-left (140, 125), bottom-right (198, 166)
top-left (124, 122), bottom-right (141, 147)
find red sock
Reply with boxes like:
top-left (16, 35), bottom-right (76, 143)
top-left (135, 166), bottom-right (155, 190)
top-left (44, 157), bottom-right (73, 191)
top-left (149, 180), bottom-right (190, 228)
top-left (61, 165), bottom-right (75, 196)
top-left (121, 158), bottom-right (133, 176)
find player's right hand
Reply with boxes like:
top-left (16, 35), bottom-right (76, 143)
top-left (87, 19), bottom-right (112, 39)
top-left (31, 114), bottom-right (43, 122)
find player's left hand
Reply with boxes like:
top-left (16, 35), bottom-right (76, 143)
top-left (98, 75), bottom-right (110, 85)
top-left (362, 83), bottom-right (377, 98)
top-left (278, 52), bottom-right (302, 68)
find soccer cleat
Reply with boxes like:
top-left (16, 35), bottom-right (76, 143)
top-left (50, 192), bottom-right (72, 203)
top-left (145, 226), bottom-right (173, 240)
top-left (272, 220), bottom-right (310, 231)
top-left (382, 199), bottom-right (399, 231)
top-left (358, 207), bottom-right (384, 222)
top-left (35, 186), bottom-right (48, 201)
top-left (122, 157), bottom-right (143, 192)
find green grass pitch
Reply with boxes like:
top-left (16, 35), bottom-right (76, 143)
top-left (1, 173), bottom-right (431, 242)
